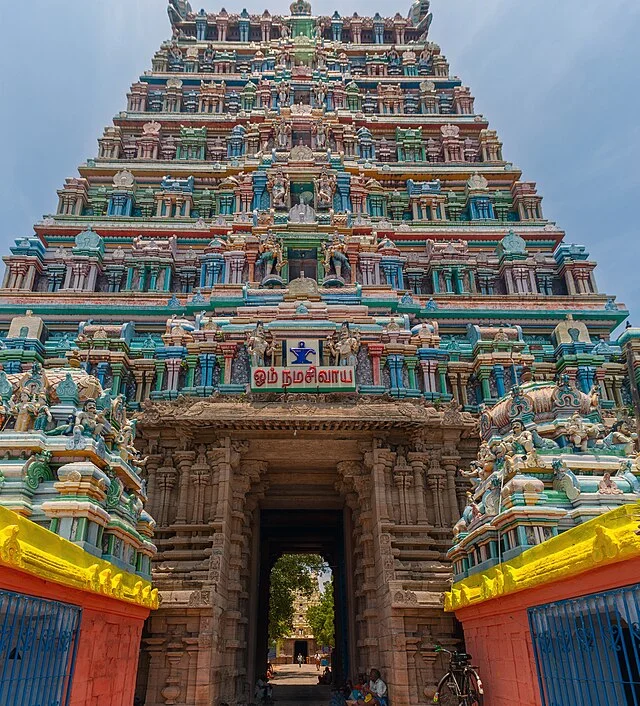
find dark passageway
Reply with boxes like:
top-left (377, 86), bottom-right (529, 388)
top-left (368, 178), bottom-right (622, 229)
top-left (254, 508), bottom-right (352, 695)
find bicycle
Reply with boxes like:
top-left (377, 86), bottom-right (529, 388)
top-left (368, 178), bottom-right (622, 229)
top-left (432, 645), bottom-right (484, 705)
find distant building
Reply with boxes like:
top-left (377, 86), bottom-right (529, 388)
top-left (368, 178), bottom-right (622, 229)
top-left (277, 589), bottom-right (321, 663)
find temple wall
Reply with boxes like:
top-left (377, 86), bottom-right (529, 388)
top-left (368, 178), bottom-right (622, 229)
top-left (451, 530), bottom-right (640, 706)
top-left (0, 563), bottom-right (150, 706)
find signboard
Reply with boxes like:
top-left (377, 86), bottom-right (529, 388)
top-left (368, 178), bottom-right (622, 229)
top-left (251, 365), bottom-right (356, 392)
top-left (285, 338), bottom-right (319, 366)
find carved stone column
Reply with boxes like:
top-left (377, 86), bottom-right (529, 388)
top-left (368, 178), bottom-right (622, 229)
top-left (173, 449), bottom-right (196, 524)
top-left (144, 453), bottom-right (163, 521)
top-left (408, 451), bottom-right (429, 524)
top-left (157, 459), bottom-right (177, 527)
top-left (441, 443), bottom-right (462, 526)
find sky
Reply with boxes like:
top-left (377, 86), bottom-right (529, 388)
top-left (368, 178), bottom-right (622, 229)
top-left (1, 0), bottom-right (639, 324)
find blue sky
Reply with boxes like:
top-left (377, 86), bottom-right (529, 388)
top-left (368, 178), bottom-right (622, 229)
top-left (1, 0), bottom-right (638, 322)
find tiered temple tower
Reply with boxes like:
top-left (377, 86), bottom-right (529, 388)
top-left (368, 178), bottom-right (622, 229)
top-left (1, 1), bottom-right (639, 705)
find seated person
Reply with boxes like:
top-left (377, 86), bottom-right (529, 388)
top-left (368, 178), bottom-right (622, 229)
top-left (255, 675), bottom-right (273, 702)
top-left (318, 666), bottom-right (332, 685)
top-left (345, 678), bottom-right (365, 705)
top-left (331, 685), bottom-right (348, 706)
top-left (357, 669), bottom-right (388, 706)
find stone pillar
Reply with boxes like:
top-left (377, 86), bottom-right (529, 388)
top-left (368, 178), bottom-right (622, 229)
top-left (144, 454), bottom-right (163, 521)
top-left (165, 358), bottom-right (183, 391)
top-left (368, 343), bottom-right (385, 386)
top-left (441, 445), bottom-right (462, 526)
top-left (173, 450), bottom-right (196, 524)
top-left (219, 342), bottom-right (237, 385)
top-left (478, 368), bottom-right (491, 403)
top-left (405, 355), bottom-right (419, 394)
top-left (493, 364), bottom-right (506, 397)
top-left (409, 453), bottom-right (428, 524)
top-left (565, 268), bottom-right (577, 295)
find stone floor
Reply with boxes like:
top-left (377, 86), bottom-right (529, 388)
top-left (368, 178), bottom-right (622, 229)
top-left (271, 664), bottom-right (331, 704)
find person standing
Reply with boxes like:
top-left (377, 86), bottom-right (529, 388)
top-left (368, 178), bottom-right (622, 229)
top-left (297, 653), bottom-right (304, 668)
top-left (315, 652), bottom-right (321, 671)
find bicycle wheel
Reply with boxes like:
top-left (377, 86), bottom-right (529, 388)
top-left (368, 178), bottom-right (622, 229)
top-left (435, 678), bottom-right (463, 705)
top-left (462, 670), bottom-right (483, 706)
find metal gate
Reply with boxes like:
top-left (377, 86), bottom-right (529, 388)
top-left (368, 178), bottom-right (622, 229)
top-left (0, 589), bottom-right (81, 706)
top-left (529, 585), bottom-right (640, 706)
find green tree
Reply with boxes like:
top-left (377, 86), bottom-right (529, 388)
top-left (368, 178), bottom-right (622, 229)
top-left (306, 578), bottom-right (335, 648)
top-left (268, 553), bottom-right (325, 643)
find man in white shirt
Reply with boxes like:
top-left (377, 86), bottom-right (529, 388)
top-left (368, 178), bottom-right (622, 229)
top-left (357, 668), bottom-right (388, 706)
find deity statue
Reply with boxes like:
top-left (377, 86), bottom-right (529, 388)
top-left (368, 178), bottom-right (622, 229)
top-left (453, 492), bottom-right (478, 538)
top-left (321, 231), bottom-right (351, 280)
top-left (9, 389), bottom-right (39, 432)
top-left (168, 43), bottom-right (183, 62)
top-left (267, 168), bottom-right (290, 208)
top-left (277, 81), bottom-right (290, 107)
top-left (482, 475), bottom-right (502, 516)
top-left (313, 120), bottom-right (328, 149)
top-left (488, 440), bottom-right (514, 480)
top-left (326, 322), bottom-right (360, 367)
top-left (459, 461), bottom-right (490, 486)
top-left (117, 420), bottom-right (137, 462)
top-left (599, 420), bottom-right (638, 457)
top-left (275, 120), bottom-right (291, 150)
top-left (598, 472), bottom-right (623, 495)
top-left (73, 399), bottom-right (106, 441)
top-left (245, 322), bottom-right (273, 366)
top-left (47, 398), bottom-right (107, 443)
top-left (314, 82), bottom-right (327, 108)
top-left (507, 419), bottom-right (539, 467)
top-left (256, 231), bottom-right (286, 279)
top-left (288, 193), bottom-right (316, 224)
top-left (34, 402), bottom-right (53, 432)
top-left (476, 441), bottom-right (496, 477)
top-left (616, 459), bottom-right (640, 494)
top-left (314, 168), bottom-right (336, 208)
top-left (564, 412), bottom-right (598, 452)
top-left (552, 458), bottom-right (581, 501)
top-left (168, 0), bottom-right (193, 24)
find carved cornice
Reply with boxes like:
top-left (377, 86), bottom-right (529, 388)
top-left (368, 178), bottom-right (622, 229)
top-left (137, 395), bottom-right (479, 434)
top-left (0, 506), bottom-right (159, 610)
top-left (445, 503), bottom-right (640, 613)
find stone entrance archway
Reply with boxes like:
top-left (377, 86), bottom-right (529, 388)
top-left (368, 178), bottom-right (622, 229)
top-left (134, 395), bottom-right (477, 706)
top-left (255, 509), bottom-right (350, 683)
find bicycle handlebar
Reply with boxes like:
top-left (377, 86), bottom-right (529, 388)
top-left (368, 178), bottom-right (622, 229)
top-left (434, 645), bottom-right (471, 659)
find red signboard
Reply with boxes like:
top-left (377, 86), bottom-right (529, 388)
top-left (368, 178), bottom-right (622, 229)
top-left (251, 366), bottom-right (356, 392)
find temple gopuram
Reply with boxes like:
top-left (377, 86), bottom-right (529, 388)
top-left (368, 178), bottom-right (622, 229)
top-left (2, 1), bottom-right (640, 705)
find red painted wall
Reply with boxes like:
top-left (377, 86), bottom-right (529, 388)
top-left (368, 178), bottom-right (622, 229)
top-left (0, 565), bottom-right (150, 706)
top-left (453, 555), bottom-right (640, 706)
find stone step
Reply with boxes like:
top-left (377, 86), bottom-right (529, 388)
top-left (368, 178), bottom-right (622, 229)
top-left (272, 683), bottom-right (331, 704)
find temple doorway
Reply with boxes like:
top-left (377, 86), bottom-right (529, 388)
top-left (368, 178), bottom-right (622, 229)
top-left (286, 247), bottom-right (318, 280)
top-left (252, 509), bottom-right (353, 689)
top-left (293, 640), bottom-right (309, 661)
